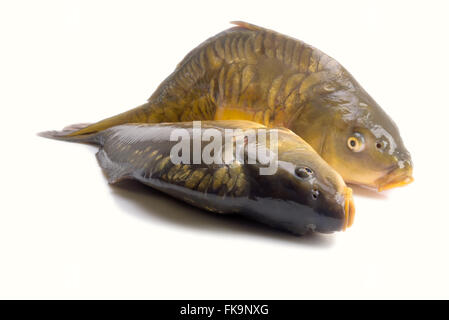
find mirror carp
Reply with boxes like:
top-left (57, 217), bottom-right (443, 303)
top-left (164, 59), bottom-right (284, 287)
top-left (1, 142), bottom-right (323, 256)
top-left (40, 120), bottom-right (355, 235)
top-left (58, 21), bottom-right (412, 191)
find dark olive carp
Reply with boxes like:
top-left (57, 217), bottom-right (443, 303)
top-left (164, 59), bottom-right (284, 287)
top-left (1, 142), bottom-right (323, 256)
top-left (40, 120), bottom-right (355, 235)
top-left (61, 21), bottom-right (413, 191)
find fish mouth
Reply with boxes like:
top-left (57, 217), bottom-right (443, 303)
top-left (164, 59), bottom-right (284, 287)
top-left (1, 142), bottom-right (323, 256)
top-left (343, 187), bottom-right (355, 231)
top-left (377, 166), bottom-right (414, 192)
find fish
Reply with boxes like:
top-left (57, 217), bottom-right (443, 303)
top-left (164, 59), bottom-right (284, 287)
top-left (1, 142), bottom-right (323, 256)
top-left (39, 120), bottom-right (355, 235)
top-left (52, 21), bottom-right (413, 191)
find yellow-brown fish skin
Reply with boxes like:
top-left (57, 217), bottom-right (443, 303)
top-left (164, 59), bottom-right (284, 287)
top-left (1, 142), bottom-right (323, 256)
top-left (40, 120), bottom-right (355, 235)
top-left (64, 21), bottom-right (412, 190)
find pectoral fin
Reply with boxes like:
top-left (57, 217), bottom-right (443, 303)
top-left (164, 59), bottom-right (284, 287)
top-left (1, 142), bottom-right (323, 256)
top-left (96, 149), bottom-right (133, 184)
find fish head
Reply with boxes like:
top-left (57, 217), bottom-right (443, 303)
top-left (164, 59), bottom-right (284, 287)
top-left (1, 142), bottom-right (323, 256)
top-left (253, 129), bottom-right (355, 234)
top-left (294, 68), bottom-right (413, 191)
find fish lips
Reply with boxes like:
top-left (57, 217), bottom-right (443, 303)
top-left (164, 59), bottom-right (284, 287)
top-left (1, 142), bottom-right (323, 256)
top-left (314, 186), bottom-right (355, 233)
top-left (376, 161), bottom-right (414, 192)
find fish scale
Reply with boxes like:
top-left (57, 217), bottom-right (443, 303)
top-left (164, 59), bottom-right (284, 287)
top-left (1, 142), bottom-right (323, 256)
top-left (39, 120), bottom-right (356, 234)
top-left (53, 21), bottom-right (412, 190)
top-left (69, 22), bottom-right (325, 135)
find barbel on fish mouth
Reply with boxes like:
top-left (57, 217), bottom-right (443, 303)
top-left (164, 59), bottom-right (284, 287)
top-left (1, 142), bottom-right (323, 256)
top-left (39, 120), bottom-right (355, 235)
top-left (53, 21), bottom-right (412, 191)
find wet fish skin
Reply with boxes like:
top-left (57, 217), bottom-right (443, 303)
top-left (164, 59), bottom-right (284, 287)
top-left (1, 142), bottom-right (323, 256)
top-left (40, 120), bottom-right (355, 235)
top-left (62, 21), bottom-right (412, 191)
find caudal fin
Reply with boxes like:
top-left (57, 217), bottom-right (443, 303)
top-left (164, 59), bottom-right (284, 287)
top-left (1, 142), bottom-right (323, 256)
top-left (63, 104), bottom-right (149, 137)
top-left (38, 123), bottom-right (100, 144)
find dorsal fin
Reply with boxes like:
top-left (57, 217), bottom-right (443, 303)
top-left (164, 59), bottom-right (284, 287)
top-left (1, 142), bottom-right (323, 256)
top-left (230, 21), bottom-right (266, 32)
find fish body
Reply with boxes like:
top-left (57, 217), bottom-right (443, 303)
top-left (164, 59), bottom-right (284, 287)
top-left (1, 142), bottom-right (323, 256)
top-left (61, 21), bottom-right (413, 191)
top-left (41, 120), bottom-right (355, 235)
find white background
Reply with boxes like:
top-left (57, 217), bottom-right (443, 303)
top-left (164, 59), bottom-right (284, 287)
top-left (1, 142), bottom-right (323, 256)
top-left (1, 0), bottom-right (448, 299)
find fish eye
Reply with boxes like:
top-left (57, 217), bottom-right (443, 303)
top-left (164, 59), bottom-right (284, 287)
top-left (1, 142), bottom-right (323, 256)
top-left (347, 132), bottom-right (365, 152)
top-left (295, 166), bottom-right (314, 179)
top-left (311, 187), bottom-right (319, 200)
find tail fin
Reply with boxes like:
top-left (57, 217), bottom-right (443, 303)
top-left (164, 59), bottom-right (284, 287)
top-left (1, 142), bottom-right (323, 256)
top-left (64, 104), bottom-right (149, 137)
top-left (38, 123), bottom-right (101, 144)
